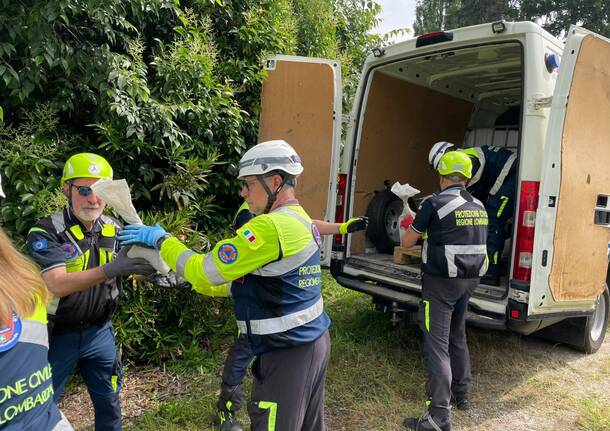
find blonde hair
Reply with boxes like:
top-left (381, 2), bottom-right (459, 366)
top-left (0, 228), bottom-right (48, 325)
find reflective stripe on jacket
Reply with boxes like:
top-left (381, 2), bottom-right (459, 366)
top-left (421, 186), bottom-right (489, 279)
top-left (160, 204), bottom-right (331, 353)
top-left (461, 145), bottom-right (516, 200)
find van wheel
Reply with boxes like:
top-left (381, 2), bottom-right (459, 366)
top-left (534, 285), bottom-right (609, 353)
top-left (581, 285), bottom-right (609, 353)
top-left (365, 189), bottom-right (403, 253)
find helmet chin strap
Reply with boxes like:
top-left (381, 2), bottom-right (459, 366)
top-left (67, 181), bottom-right (75, 212)
top-left (257, 175), bottom-right (285, 214)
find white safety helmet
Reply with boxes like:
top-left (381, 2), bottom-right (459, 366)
top-left (238, 140), bottom-right (304, 179)
top-left (428, 141), bottom-right (454, 170)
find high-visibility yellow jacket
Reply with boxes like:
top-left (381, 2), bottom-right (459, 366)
top-left (160, 203), bottom-right (330, 354)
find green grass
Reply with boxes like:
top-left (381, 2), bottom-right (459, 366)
top-left (126, 271), bottom-right (425, 430)
top-left (578, 398), bottom-right (610, 431)
top-left (123, 272), bottom-right (610, 431)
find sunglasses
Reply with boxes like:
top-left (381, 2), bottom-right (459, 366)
top-left (71, 184), bottom-right (94, 197)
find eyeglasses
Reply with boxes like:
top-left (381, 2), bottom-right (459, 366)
top-left (241, 178), bottom-right (259, 191)
top-left (71, 184), bottom-right (94, 197)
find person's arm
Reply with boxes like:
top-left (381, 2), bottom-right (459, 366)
top-left (27, 226), bottom-right (105, 297)
top-left (313, 216), bottom-right (368, 236)
top-left (42, 266), bottom-right (107, 298)
top-left (400, 227), bottom-right (422, 249)
top-left (313, 220), bottom-right (341, 235)
top-left (119, 217), bottom-right (282, 294)
top-left (163, 218), bottom-right (280, 289)
top-left (41, 248), bottom-right (154, 298)
top-left (28, 226), bottom-right (154, 298)
top-left (400, 198), bottom-right (432, 249)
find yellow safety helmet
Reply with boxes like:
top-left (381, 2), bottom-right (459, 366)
top-left (61, 153), bottom-right (113, 185)
top-left (436, 151), bottom-right (472, 179)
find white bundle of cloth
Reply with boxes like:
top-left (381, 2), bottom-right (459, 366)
top-left (390, 182), bottom-right (420, 239)
top-left (91, 179), bottom-right (170, 274)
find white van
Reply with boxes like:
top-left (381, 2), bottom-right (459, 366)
top-left (256, 21), bottom-right (610, 353)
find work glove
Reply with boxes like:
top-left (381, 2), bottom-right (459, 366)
top-left (117, 224), bottom-right (168, 248)
top-left (148, 272), bottom-right (191, 289)
top-left (339, 216), bottom-right (368, 234)
top-left (102, 247), bottom-right (156, 279)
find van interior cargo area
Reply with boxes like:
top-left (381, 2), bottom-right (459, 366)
top-left (346, 42), bottom-right (523, 300)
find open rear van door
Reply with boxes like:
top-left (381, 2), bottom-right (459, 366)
top-left (258, 55), bottom-right (342, 265)
top-left (530, 27), bottom-right (610, 315)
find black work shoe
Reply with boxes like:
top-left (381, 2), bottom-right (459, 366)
top-left (217, 410), bottom-right (244, 431)
top-left (403, 412), bottom-right (452, 431)
top-left (452, 397), bottom-right (469, 411)
top-left (480, 274), bottom-right (500, 286)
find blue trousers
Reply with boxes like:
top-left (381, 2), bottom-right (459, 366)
top-left (484, 172), bottom-right (516, 277)
top-left (218, 335), bottom-right (254, 413)
top-left (49, 322), bottom-right (122, 431)
top-left (222, 335), bottom-right (254, 387)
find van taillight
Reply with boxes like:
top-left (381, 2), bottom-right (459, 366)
top-left (334, 174), bottom-right (347, 246)
top-left (512, 181), bottom-right (540, 281)
top-left (416, 31), bottom-right (454, 48)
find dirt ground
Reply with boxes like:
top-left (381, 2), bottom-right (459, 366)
top-left (455, 333), bottom-right (610, 431)
top-left (58, 366), bottom-right (194, 430)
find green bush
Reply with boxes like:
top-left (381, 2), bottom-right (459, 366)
top-left (0, 104), bottom-right (74, 237)
top-left (114, 278), bottom-right (235, 364)
top-left (0, 0), bottom-right (386, 364)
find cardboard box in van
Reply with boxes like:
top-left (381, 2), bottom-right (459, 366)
top-left (256, 21), bottom-right (610, 353)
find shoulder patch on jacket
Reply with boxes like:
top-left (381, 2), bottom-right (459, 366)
top-left (31, 238), bottom-right (48, 251)
top-left (218, 243), bottom-right (238, 264)
top-left (0, 312), bottom-right (21, 352)
top-left (236, 224), bottom-right (265, 250)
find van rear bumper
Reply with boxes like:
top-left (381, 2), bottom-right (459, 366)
top-left (334, 274), bottom-right (507, 330)
top-left (335, 274), bottom-right (421, 308)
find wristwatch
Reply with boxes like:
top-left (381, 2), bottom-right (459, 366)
top-left (155, 233), bottom-right (173, 249)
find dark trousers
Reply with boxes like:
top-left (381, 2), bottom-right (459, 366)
top-left (420, 275), bottom-right (477, 421)
top-left (49, 322), bottom-right (122, 431)
top-left (248, 331), bottom-right (330, 431)
top-left (218, 334), bottom-right (254, 413)
top-left (484, 172), bottom-right (516, 277)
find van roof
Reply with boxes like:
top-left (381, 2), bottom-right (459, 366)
top-left (367, 21), bottom-right (563, 66)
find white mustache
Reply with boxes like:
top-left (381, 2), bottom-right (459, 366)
top-left (82, 205), bottom-right (100, 210)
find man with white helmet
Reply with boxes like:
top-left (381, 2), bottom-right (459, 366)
top-left (213, 199), bottom-right (366, 431)
top-left (428, 141), bottom-right (517, 286)
top-left (119, 140), bottom-right (332, 431)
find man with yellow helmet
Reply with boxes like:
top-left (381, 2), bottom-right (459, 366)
top-left (26, 153), bottom-right (154, 431)
top-left (428, 141), bottom-right (517, 286)
top-left (401, 151), bottom-right (488, 431)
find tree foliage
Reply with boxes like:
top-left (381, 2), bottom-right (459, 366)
top-left (414, 0), bottom-right (610, 39)
top-left (0, 0), bottom-right (384, 363)
top-left (521, 0), bottom-right (610, 38)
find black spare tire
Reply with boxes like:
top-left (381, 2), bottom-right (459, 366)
top-left (365, 189), bottom-right (404, 254)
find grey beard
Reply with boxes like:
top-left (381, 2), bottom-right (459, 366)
top-left (78, 208), bottom-right (103, 221)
